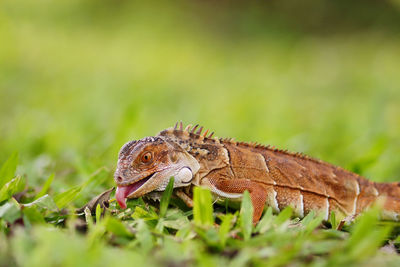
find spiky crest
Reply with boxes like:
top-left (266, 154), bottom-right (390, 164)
top-left (164, 122), bottom-right (216, 140)
top-left (162, 122), bottom-right (363, 178)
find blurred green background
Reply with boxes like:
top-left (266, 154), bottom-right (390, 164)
top-left (1, 0), bottom-right (400, 198)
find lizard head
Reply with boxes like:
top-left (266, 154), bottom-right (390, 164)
top-left (114, 136), bottom-right (200, 209)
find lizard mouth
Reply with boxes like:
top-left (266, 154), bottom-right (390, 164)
top-left (115, 173), bottom-right (155, 209)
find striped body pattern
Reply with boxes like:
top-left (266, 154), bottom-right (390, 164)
top-left (114, 123), bottom-right (400, 223)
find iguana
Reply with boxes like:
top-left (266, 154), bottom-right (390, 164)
top-left (114, 123), bottom-right (400, 223)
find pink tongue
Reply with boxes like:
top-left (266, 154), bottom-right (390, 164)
top-left (116, 186), bottom-right (131, 209)
top-left (115, 177), bottom-right (151, 209)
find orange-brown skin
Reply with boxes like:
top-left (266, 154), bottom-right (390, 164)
top-left (115, 123), bottom-right (400, 223)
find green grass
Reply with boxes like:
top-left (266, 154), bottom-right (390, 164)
top-left (1, 154), bottom-right (400, 266)
top-left (1, 0), bottom-right (400, 266)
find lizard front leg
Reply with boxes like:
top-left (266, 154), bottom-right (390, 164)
top-left (202, 177), bottom-right (268, 224)
top-left (175, 189), bottom-right (193, 207)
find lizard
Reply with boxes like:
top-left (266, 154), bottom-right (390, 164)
top-left (114, 122), bottom-right (400, 223)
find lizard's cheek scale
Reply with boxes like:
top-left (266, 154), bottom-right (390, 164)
top-left (116, 174), bottom-right (153, 209)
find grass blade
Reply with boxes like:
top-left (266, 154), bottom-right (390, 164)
top-left (0, 176), bottom-right (26, 202)
top-left (275, 206), bottom-right (292, 225)
top-left (35, 173), bottom-right (54, 200)
top-left (240, 190), bottom-right (253, 241)
top-left (193, 186), bottom-right (213, 226)
top-left (0, 200), bottom-right (21, 224)
top-left (159, 177), bottom-right (174, 218)
top-left (0, 152), bottom-right (18, 189)
top-left (54, 186), bottom-right (82, 209)
top-left (104, 216), bottom-right (133, 238)
top-left (219, 213), bottom-right (234, 247)
top-left (255, 207), bottom-right (273, 233)
top-left (23, 194), bottom-right (58, 211)
top-left (95, 203), bottom-right (102, 223)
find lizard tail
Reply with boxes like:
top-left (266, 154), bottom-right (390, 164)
top-left (357, 182), bottom-right (400, 221)
top-left (375, 182), bottom-right (400, 221)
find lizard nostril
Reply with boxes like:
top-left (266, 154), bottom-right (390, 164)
top-left (116, 176), bottom-right (123, 183)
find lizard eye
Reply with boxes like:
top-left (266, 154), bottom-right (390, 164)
top-left (141, 152), bottom-right (153, 164)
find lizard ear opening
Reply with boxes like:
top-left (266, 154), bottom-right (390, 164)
top-left (169, 152), bottom-right (178, 163)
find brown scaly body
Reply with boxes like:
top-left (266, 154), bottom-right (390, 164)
top-left (114, 123), bottom-right (400, 223)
